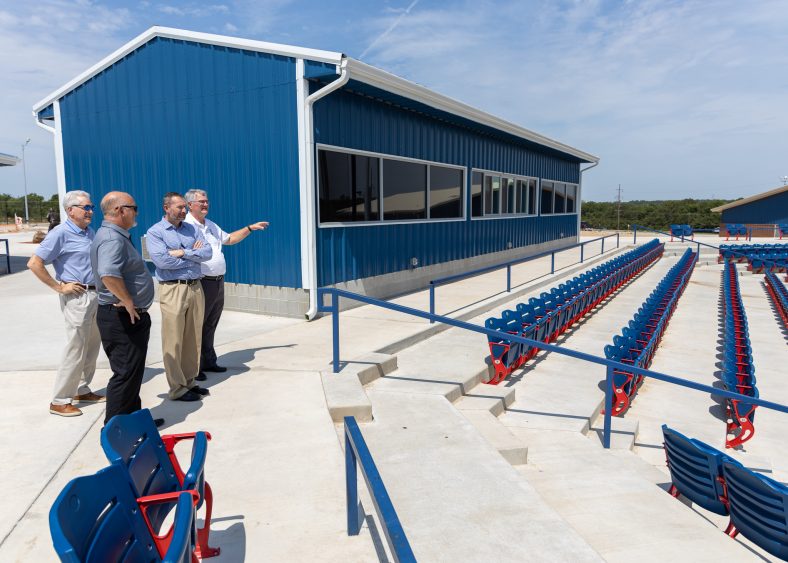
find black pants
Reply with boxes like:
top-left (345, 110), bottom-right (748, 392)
top-left (200, 277), bottom-right (224, 370)
top-left (96, 305), bottom-right (151, 424)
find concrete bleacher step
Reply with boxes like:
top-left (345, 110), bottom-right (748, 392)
top-left (458, 410), bottom-right (528, 465)
top-left (511, 428), bottom-right (763, 561)
top-left (321, 352), bottom-right (397, 422)
top-left (588, 414), bottom-right (639, 450)
top-left (359, 390), bottom-right (603, 561)
top-left (453, 383), bottom-right (515, 416)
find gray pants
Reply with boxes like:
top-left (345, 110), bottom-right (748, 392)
top-left (52, 291), bottom-right (101, 405)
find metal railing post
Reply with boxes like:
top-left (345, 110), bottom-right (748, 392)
top-left (697, 241), bottom-right (701, 255)
top-left (603, 366), bottom-right (614, 449)
top-left (633, 226), bottom-right (637, 244)
top-left (580, 243), bottom-right (585, 263)
top-left (345, 428), bottom-right (360, 535)
top-left (506, 264), bottom-right (512, 292)
top-left (551, 252), bottom-right (555, 274)
top-left (429, 283), bottom-right (435, 324)
top-left (616, 233), bottom-right (620, 248)
top-left (332, 291), bottom-right (340, 373)
top-left (601, 238), bottom-right (605, 254)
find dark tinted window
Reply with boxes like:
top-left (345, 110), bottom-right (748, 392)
top-left (566, 184), bottom-right (576, 213)
top-left (471, 171), bottom-right (483, 217)
top-left (554, 182), bottom-right (566, 213)
top-left (528, 179), bottom-right (537, 215)
top-left (383, 159), bottom-right (427, 220)
top-left (319, 150), bottom-right (380, 222)
top-left (430, 166), bottom-right (463, 218)
top-left (541, 181), bottom-right (554, 214)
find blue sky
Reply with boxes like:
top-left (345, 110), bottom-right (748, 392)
top-left (1, 0), bottom-right (787, 202)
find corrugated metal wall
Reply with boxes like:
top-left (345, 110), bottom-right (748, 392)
top-left (59, 37), bottom-right (302, 288)
top-left (722, 191), bottom-right (788, 224)
top-left (313, 86), bottom-right (580, 286)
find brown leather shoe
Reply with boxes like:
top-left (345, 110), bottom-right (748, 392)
top-left (50, 403), bottom-right (83, 417)
top-left (73, 392), bottom-right (106, 403)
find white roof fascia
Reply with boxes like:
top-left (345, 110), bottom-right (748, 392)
top-left (710, 185), bottom-right (788, 213)
top-left (0, 153), bottom-right (20, 166)
top-left (32, 26), bottom-right (343, 114)
top-left (346, 58), bottom-right (599, 164)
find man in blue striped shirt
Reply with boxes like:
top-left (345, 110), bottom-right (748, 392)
top-left (146, 192), bottom-right (212, 402)
top-left (28, 190), bottom-right (104, 417)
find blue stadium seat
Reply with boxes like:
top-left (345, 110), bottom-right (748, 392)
top-left (49, 463), bottom-right (198, 563)
top-left (101, 409), bottom-right (219, 558)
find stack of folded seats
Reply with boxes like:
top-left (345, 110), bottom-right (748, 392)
top-left (485, 238), bottom-right (664, 384)
top-left (722, 262), bottom-right (758, 448)
top-left (603, 247), bottom-right (697, 415)
top-left (764, 269), bottom-right (788, 328)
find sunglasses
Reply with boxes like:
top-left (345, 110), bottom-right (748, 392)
top-left (74, 205), bottom-right (95, 212)
top-left (117, 205), bottom-right (138, 212)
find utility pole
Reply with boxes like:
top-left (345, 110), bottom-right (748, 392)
top-left (616, 184), bottom-right (622, 231)
top-left (21, 138), bottom-right (31, 223)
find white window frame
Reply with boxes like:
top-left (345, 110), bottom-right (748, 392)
top-left (471, 167), bottom-right (540, 221)
top-left (540, 178), bottom-right (579, 216)
top-left (316, 144), bottom-right (466, 227)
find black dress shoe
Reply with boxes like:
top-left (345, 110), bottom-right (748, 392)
top-left (154, 418), bottom-right (165, 428)
top-left (204, 365), bottom-right (227, 373)
top-left (174, 390), bottom-right (202, 402)
top-left (196, 372), bottom-right (207, 381)
top-left (190, 385), bottom-right (210, 396)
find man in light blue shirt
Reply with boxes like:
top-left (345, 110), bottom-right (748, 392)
top-left (146, 192), bottom-right (212, 402)
top-left (28, 190), bottom-right (104, 417)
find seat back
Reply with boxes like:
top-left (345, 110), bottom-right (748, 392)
top-left (661, 425), bottom-right (736, 515)
top-left (723, 461), bottom-right (788, 560)
top-left (101, 409), bottom-right (181, 530)
top-left (49, 465), bottom-right (166, 563)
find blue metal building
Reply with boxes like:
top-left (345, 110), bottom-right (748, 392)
top-left (33, 27), bottom-right (598, 317)
top-left (711, 185), bottom-right (788, 237)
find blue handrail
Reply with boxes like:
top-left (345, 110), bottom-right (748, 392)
top-left (632, 225), bottom-right (769, 263)
top-left (318, 288), bottom-right (788, 450)
top-left (344, 416), bottom-right (416, 563)
top-left (428, 233), bottom-right (620, 322)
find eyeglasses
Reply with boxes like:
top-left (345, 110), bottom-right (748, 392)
top-left (73, 205), bottom-right (95, 212)
top-left (117, 205), bottom-right (138, 212)
top-left (193, 199), bottom-right (209, 205)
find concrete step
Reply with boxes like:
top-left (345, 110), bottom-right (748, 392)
top-left (512, 428), bottom-right (763, 561)
top-left (588, 414), bottom-right (639, 450)
top-left (453, 384), bottom-right (515, 416)
top-left (321, 352), bottom-right (397, 422)
top-left (360, 390), bottom-right (603, 561)
top-left (458, 409), bottom-right (528, 466)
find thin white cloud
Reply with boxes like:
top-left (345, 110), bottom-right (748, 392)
top-left (359, 0), bottom-right (419, 60)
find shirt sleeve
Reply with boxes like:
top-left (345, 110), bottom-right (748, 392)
top-left (34, 228), bottom-right (63, 264)
top-left (146, 225), bottom-right (190, 270)
top-left (215, 223), bottom-right (231, 244)
top-left (95, 238), bottom-right (125, 278)
top-left (183, 225), bottom-right (213, 263)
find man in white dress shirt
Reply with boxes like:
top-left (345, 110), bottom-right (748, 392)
top-left (184, 189), bottom-right (269, 380)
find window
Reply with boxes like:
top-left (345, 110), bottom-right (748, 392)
top-left (383, 159), bottom-right (427, 220)
top-left (429, 166), bottom-right (463, 218)
top-left (539, 179), bottom-right (579, 214)
top-left (317, 146), bottom-right (465, 224)
top-left (471, 171), bottom-right (483, 217)
top-left (554, 182), bottom-right (566, 214)
top-left (541, 181), bottom-right (554, 215)
top-left (473, 169), bottom-right (539, 218)
top-left (566, 184), bottom-right (576, 213)
top-left (319, 150), bottom-right (380, 222)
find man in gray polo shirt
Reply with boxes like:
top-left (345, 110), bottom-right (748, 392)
top-left (28, 190), bottom-right (103, 417)
top-left (91, 191), bottom-right (160, 426)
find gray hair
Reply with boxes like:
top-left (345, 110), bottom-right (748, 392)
top-left (184, 189), bottom-right (208, 203)
top-left (63, 190), bottom-right (90, 209)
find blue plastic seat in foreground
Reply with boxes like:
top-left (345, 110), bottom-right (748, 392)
top-left (661, 425), bottom-right (741, 515)
top-left (723, 460), bottom-right (788, 560)
top-left (101, 408), bottom-right (219, 558)
top-left (49, 463), bottom-right (198, 563)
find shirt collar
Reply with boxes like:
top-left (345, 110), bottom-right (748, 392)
top-left (101, 220), bottom-right (131, 239)
top-left (64, 218), bottom-right (89, 235)
top-left (160, 217), bottom-right (186, 231)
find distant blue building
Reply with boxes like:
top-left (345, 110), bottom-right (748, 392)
top-left (33, 27), bottom-right (598, 317)
top-left (711, 185), bottom-right (788, 237)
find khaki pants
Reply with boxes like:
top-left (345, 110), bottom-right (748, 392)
top-left (52, 291), bottom-right (101, 405)
top-left (159, 282), bottom-right (205, 399)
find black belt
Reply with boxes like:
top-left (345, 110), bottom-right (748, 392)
top-left (202, 275), bottom-right (224, 281)
top-left (62, 282), bottom-right (97, 290)
top-left (159, 279), bottom-right (200, 285)
top-left (99, 304), bottom-right (149, 314)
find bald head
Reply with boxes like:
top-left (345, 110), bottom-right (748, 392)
top-left (101, 191), bottom-right (138, 229)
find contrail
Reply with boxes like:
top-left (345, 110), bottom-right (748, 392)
top-left (359, 0), bottom-right (420, 60)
